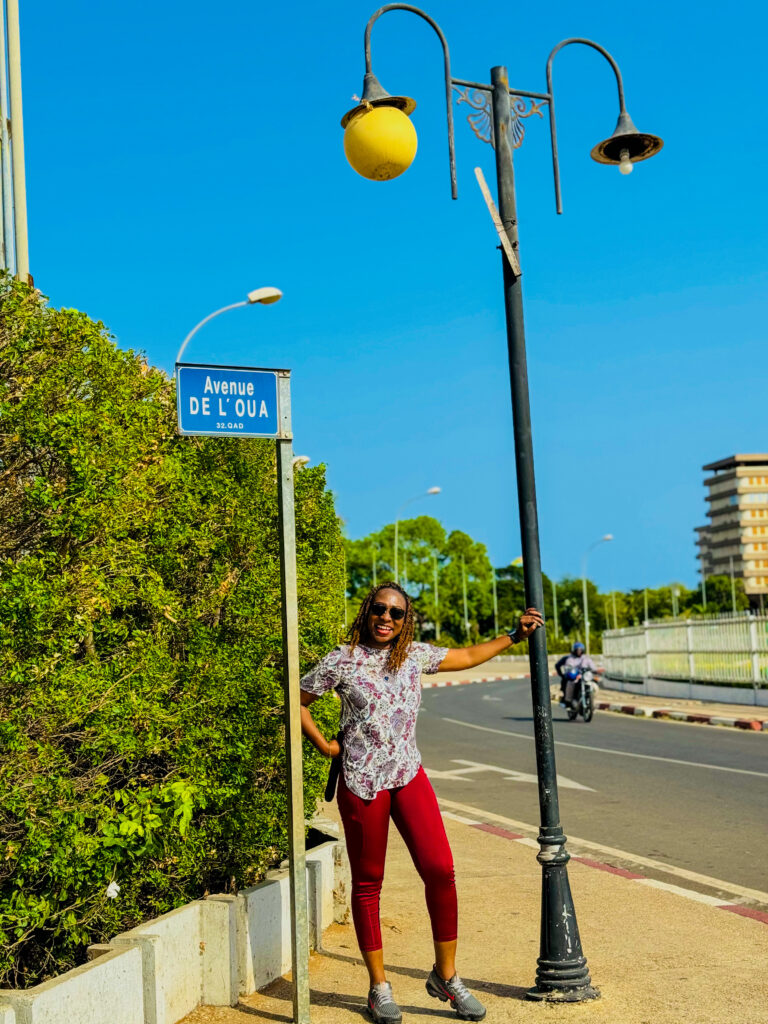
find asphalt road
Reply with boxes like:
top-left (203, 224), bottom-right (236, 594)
top-left (417, 678), bottom-right (768, 897)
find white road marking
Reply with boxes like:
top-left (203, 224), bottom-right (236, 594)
top-left (434, 795), bottom-right (768, 905)
top-left (482, 695), bottom-right (502, 701)
top-left (453, 758), bottom-right (594, 792)
top-left (441, 811), bottom-right (481, 824)
top-left (441, 717), bottom-right (768, 779)
top-left (634, 878), bottom-right (725, 906)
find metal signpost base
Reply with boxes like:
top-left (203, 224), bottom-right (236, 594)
top-left (177, 362), bottom-right (311, 1023)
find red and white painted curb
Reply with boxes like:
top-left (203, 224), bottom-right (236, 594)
top-left (594, 700), bottom-right (768, 732)
top-left (440, 812), bottom-right (768, 926)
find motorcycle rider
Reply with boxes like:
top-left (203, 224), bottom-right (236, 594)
top-left (555, 642), bottom-right (603, 707)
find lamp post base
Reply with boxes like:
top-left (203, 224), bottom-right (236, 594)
top-left (526, 955), bottom-right (600, 1002)
top-left (525, 830), bottom-right (600, 1003)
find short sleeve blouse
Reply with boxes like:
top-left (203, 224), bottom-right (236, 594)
top-left (300, 640), bottom-right (447, 799)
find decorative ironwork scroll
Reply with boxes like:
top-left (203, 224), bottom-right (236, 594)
top-left (453, 86), bottom-right (547, 149)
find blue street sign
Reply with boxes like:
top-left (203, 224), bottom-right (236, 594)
top-left (176, 364), bottom-right (285, 438)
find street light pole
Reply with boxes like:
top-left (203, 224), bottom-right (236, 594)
top-left (460, 555), bottom-right (470, 637)
top-left (581, 535), bottom-right (613, 655)
top-left (341, 7), bottom-right (661, 1001)
top-left (490, 68), bottom-right (601, 997)
top-left (433, 552), bottom-right (440, 640)
top-left (393, 486), bottom-right (441, 584)
top-left (492, 566), bottom-right (498, 636)
top-left (551, 578), bottom-right (559, 638)
top-left (730, 555), bottom-right (737, 614)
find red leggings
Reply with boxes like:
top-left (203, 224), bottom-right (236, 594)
top-left (337, 766), bottom-right (457, 952)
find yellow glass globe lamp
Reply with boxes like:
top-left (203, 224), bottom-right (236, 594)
top-left (341, 71), bottom-right (418, 182)
top-left (344, 106), bottom-right (417, 181)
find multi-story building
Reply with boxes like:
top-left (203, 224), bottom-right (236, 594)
top-left (695, 454), bottom-right (768, 605)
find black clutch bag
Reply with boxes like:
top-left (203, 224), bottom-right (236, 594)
top-left (323, 731), bottom-right (343, 802)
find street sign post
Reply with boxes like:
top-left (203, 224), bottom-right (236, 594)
top-left (176, 361), bottom-right (310, 1024)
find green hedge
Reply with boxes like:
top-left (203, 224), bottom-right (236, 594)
top-left (0, 279), bottom-right (343, 987)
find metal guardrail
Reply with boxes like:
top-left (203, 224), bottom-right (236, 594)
top-left (603, 614), bottom-right (768, 688)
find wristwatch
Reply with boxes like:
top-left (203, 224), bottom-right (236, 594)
top-left (507, 626), bottom-right (523, 644)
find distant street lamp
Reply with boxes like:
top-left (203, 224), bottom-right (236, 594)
top-left (175, 287), bottom-right (283, 366)
top-left (461, 555), bottom-right (470, 636)
top-left (582, 535), bottom-right (613, 654)
top-left (551, 578), bottom-right (559, 638)
top-left (433, 552), bottom-right (441, 639)
top-left (730, 555), bottom-right (737, 614)
top-left (341, 3), bottom-right (660, 1002)
top-left (393, 486), bottom-right (440, 583)
top-left (491, 566), bottom-right (499, 636)
top-left (292, 455), bottom-right (310, 469)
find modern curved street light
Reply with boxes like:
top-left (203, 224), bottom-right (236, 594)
top-left (582, 534), bottom-right (614, 655)
top-left (340, 3), bottom-right (662, 1003)
top-left (394, 486), bottom-right (440, 584)
top-left (292, 454), bottom-right (311, 469)
top-left (175, 286), bottom-right (282, 367)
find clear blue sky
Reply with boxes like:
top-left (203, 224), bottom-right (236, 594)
top-left (23, 0), bottom-right (767, 590)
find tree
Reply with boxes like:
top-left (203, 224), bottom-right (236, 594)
top-left (0, 278), bottom-right (344, 986)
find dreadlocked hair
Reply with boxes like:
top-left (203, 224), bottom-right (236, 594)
top-left (347, 580), bottom-right (415, 674)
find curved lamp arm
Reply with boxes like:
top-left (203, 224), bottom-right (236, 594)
top-left (364, 3), bottom-right (457, 198)
top-left (545, 37), bottom-right (627, 215)
top-left (175, 301), bottom-right (247, 367)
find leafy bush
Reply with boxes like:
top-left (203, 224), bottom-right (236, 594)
top-left (0, 278), bottom-right (343, 986)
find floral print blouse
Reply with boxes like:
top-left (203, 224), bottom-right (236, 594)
top-left (300, 641), bottom-right (448, 799)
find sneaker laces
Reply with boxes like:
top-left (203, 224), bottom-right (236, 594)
top-left (448, 974), bottom-right (471, 1000)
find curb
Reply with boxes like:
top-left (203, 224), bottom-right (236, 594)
top-left (594, 700), bottom-right (768, 732)
top-left (422, 674), bottom-right (525, 689)
top-left (440, 810), bottom-right (768, 927)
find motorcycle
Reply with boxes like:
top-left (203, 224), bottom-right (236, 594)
top-left (563, 667), bottom-right (598, 723)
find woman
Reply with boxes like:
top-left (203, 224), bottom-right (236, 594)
top-left (300, 581), bottom-right (542, 1023)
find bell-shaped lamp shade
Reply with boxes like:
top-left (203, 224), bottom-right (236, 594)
top-left (591, 110), bottom-right (663, 168)
top-left (341, 72), bottom-right (418, 182)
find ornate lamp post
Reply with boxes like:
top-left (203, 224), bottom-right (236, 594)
top-left (340, 4), bottom-right (662, 1002)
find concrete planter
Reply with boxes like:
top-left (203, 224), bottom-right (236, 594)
top-left (0, 831), bottom-right (349, 1024)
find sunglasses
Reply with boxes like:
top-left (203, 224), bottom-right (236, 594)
top-left (371, 601), bottom-right (406, 621)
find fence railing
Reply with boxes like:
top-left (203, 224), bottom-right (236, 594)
top-left (603, 614), bottom-right (768, 689)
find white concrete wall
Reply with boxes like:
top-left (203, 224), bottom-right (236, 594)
top-left (606, 675), bottom-right (768, 705)
top-left (0, 947), bottom-right (143, 1024)
top-left (0, 833), bottom-right (348, 1024)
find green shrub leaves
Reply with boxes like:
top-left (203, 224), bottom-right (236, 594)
top-left (0, 278), bottom-right (343, 986)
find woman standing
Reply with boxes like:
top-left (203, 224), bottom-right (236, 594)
top-left (300, 581), bottom-right (542, 1023)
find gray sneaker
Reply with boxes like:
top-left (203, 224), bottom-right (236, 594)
top-left (367, 980), bottom-right (402, 1024)
top-left (426, 967), bottom-right (486, 1021)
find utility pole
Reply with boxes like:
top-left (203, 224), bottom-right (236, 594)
top-left (730, 555), bottom-right (737, 614)
top-left (433, 552), bottom-right (441, 640)
top-left (551, 578), bottom-right (559, 638)
top-left (492, 567), bottom-right (498, 636)
top-left (644, 587), bottom-right (649, 623)
top-left (5, 0), bottom-right (28, 280)
top-left (612, 590), bottom-right (618, 629)
top-left (461, 555), bottom-right (469, 637)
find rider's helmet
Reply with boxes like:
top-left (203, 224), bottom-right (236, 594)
top-left (571, 642), bottom-right (585, 655)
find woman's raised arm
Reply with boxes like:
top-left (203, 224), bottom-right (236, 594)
top-left (437, 607), bottom-right (543, 672)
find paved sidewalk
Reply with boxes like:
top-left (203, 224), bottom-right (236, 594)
top-left (183, 800), bottom-right (768, 1024)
